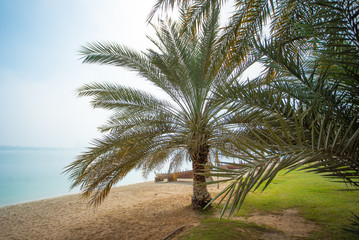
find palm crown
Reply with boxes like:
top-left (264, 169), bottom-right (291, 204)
top-left (65, 7), bottom-right (240, 208)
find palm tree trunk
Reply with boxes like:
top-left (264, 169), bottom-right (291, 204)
top-left (191, 144), bottom-right (212, 209)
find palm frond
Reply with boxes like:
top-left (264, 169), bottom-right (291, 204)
top-left (200, 0), bottom-right (359, 217)
top-left (343, 212), bottom-right (359, 236)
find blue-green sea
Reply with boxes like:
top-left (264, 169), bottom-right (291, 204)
top-left (0, 149), bottom-right (154, 207)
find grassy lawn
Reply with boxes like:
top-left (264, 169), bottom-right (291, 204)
top-left (178, 170), bottom-right (359, 239)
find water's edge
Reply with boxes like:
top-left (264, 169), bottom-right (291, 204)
top-left (0, 180), bottom-right (154, 209)
top-left (0, 150), bottom-right (154, 207)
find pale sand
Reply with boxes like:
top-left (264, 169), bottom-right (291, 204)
top-left (0, 180), bottom-right (221, 240)
top-left (0, 180), bottom-right (319, 240)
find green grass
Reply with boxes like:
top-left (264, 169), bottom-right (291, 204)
top-left (238, 170), bottom-right (359, 239)
top-left (178, 170), bottom-right (359, 239)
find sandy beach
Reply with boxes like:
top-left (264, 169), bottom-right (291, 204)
top-left (0, 179), bottom-right (321, 240)
top-left (0, 180), bottom-right (219, 240)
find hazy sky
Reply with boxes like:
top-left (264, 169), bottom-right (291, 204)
top-left (0, 0), bottom-right (259, 149)
top-left (0, 0), bottom-right (161, 148)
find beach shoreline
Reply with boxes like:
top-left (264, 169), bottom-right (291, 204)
top-left (0, 180), bottom-right (154, 209)
top-left (0, 179), bottom-right (219, 240)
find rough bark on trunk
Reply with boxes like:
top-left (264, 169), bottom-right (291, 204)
top-left (191, 145), bottom-right (212, 210)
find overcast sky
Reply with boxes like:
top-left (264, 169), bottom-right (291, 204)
top-left (0, 0), bottom-right (260, 149)
top-left (0, 0), bottom-right (162, 148)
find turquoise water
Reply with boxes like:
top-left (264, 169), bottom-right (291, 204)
top-left (0, 149), bottom-right (154, 207)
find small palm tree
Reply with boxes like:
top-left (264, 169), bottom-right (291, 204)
top-left (65, 7), bottom-right (243, 209)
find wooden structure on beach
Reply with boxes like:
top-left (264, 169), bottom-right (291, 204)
top-left (155, 170), bottom-right (193, 182)
top-left (154, 165), bottom-right (241, 182)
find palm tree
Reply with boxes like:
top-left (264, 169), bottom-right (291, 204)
top-left (151, 0), bottom-right (359, 218)
top-left (65, 7), bottom-right (245, 209)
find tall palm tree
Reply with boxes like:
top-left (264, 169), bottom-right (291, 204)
top-left (65, 7), bottom-right (246, 209)
top-left (151, 0), bottom-right (359, 218)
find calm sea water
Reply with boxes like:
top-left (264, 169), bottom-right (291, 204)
top-left (0, 149), bottom-right (154, 207)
